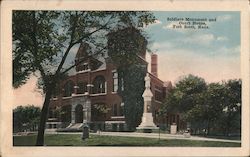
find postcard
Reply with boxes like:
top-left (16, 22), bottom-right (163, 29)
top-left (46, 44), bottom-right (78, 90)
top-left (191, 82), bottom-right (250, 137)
top-left (1, 0), bottom-right (249, 157)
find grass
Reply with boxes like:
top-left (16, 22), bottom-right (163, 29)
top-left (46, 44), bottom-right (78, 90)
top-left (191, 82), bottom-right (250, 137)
top-left (13, 134), bottom-right (241, 147)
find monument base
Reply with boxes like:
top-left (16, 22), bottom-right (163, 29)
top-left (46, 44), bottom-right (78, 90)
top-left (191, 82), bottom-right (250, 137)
top-left (136, 113), bottom-right (158, 132)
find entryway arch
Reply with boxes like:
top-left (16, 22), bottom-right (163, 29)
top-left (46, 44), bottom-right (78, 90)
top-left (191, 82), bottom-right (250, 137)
top-left (75, 104), bottom-right (83, 123)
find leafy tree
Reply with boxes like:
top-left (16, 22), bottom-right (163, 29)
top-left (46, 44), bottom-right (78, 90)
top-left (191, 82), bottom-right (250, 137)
top-left (161, 74), bottom-right (207, 121)
top-left (92, 104), bottom-right (111, 121)
top-left (161, 75), bottom-right (241, 136)
top-left (199, 83), bottom-right (225, 135)
top-left (118, 65), bottom-right (146, 130)
top-left (13, 105), bottom-right (41, 133)
top-left (161, 75), bottom-right (206, 133)
top-left (107, 27), bottom-right (150, 130)
top-left (13, 11), bottom-right (155, 145)
top-left (219, 79), bottom-right (241, 136)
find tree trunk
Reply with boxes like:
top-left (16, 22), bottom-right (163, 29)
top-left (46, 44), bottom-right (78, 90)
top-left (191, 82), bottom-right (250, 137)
top-left (207, 119), bottom-right (210, 136)
top-left (226, 120), bottom-right (230, 136)
top-left (36, 85), bottom-right (53, 146)
top-left (226, 113), bottom-right (231, 136)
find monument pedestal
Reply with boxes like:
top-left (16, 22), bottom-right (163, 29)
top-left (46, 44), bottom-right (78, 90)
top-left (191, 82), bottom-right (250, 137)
top-left (136, 113), bottom-right (158, 132)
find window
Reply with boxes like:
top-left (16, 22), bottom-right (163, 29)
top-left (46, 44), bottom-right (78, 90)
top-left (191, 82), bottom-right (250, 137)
top-left (112, 104), bottom-right (118, 116)
top-left (77, 82), bottom-right (87, 94)
top-left (92, 76), bottom-right (106, 94)
top-left (83, 63), bottom-right (89, 71)
top-left (119, 103), bottom-right (124, 116)
top-left (64, 81), bottom-right (74, 97)
top-left (155, 91), bottom-right (163, 102)
top-left (112, 103), bottom-right (124, 116)
top-left (121, 77), bottom-right (124, 91)
top-left (112, 71), bottom-right (118, 92)
top-left (154, 85), bottom-right (163, 102)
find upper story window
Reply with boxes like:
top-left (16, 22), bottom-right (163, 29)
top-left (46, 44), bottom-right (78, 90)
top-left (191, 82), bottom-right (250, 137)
top-left (77, 82), bottom-right (88, 94)
top-left (112, 71), bottom-right (118, 92)
top-left (63, 81), bottom-right (74, 97)
top-left (92, 76), bottom-right (106, 94)
top-left (121, 77), bottom-right (124, 91)
top-left (82, 63), bottom-right (89, 71)
top-left (154, 85), bottom-right (163, 102)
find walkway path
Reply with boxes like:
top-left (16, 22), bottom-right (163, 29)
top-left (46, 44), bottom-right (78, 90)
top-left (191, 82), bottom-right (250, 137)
top-left (45, 130), bottom-right (241, 143)
top-left (91, 132), bottom-right (241, 143)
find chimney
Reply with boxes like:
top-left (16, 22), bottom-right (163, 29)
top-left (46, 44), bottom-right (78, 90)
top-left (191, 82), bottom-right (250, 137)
top-left (151, 54), bottom-right (158, 77)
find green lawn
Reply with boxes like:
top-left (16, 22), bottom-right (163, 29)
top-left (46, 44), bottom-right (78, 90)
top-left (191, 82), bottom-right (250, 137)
top-left (13, 134), bottom-right (241, 147)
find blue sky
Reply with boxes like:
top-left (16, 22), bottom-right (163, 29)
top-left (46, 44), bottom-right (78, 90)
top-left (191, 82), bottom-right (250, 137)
top-left (145, 11), bottom-right (240, 84)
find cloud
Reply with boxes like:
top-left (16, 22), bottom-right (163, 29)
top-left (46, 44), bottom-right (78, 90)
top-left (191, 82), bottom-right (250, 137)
top-left (146, 38), bottom-right (240, 84)
top-left (171, 33), bottom-right (229, 47)
top-left (216, 36), bottom-right (228, 41)
top-left (212, 45), bottom-right (240, 56)
top-left (181, 33), bottom-right (215, 46)
top-left (146, 19), bottom-right (163, 29)
top-left (149, 41), bottom-right (174, 52)
top-left (155, 48), bottom-right (240, 84)
top-left (154, 19), bottom-right (162, 25)
top-left (217, 15), bottom-right (232, 22)
top-left (163, 21), bottom-right (179, 29)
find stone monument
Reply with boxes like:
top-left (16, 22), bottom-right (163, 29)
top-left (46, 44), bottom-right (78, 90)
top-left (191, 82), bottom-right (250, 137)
top-left (137, 73), bottom-right (158, 132)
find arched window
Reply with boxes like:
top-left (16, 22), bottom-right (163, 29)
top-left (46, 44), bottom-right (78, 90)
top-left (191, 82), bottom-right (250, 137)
top-left (64, 81), bottom-right (74, 97)
top-left (77, 82), bottom-right (88, 94)
top-left (92, 76), bottom-right (106, 94)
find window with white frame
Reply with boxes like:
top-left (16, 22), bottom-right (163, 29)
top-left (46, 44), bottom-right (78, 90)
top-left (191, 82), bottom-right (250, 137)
top-left (112, 104), bottom-right (118, 116)
top-left (92, 75), bottom-right (106, 94)
top-left (112, 103), bottom-right (124, 116)
top-left (112, 71), bottom-right (118, 92)
top-left (120, 102), bottom-right (124, 116)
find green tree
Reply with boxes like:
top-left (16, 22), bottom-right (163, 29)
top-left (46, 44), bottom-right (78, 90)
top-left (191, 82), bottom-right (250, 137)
top-left (107, 27), bottom-right (149, 130)
top-left (13, 11), bottom-right (155, 145)
top-left (118, 65), bottom-right (146, 130)
top-left (13, 105), bottom-right (41, 133)
top-left (160, 74), bottom-right (207, 133)
top-left (220, 79), bottom-right (241, 136)
top-left (161, 75), bottom-right (241, 136)
top-left (161, 75), bottom-right (207, 117)
top-left (200, 83), bottom-right (225, 135)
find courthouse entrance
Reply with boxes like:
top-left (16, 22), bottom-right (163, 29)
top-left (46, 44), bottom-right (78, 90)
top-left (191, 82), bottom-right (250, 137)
top-left (75, 104), bottom-right (83, 123)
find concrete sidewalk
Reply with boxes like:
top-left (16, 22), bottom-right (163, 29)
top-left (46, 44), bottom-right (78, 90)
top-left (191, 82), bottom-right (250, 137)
top-left (45, 130), bottom-right (241, 143)
top-left (90, 131), bottom-right (241, 143)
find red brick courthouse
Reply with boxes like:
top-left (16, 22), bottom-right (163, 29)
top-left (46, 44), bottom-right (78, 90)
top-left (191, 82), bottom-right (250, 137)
top-left (48, 32), bottom-right (182, 132)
